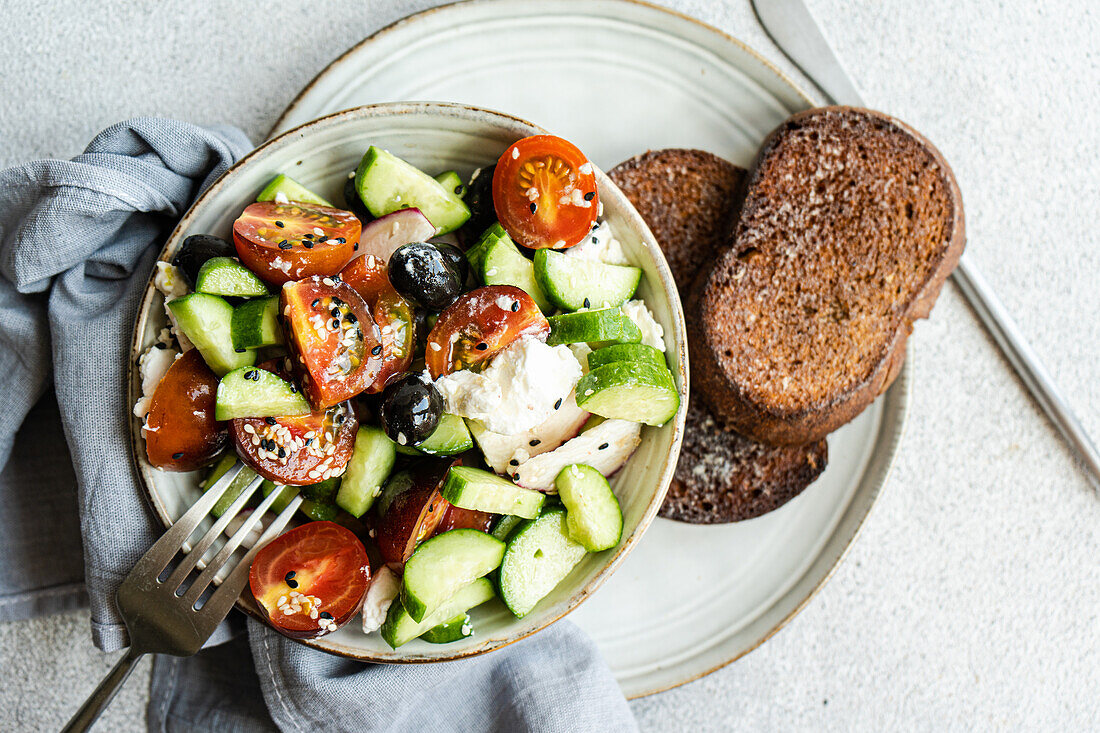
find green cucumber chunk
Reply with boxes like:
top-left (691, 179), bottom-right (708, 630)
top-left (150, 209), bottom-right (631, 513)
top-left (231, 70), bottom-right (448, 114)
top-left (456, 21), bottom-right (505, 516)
top-left (465, 222), bottom-right (504, 275)
top-left (533, 248), bottom-right (641, 311)
top-left (335, 426), bottom-right (397, 517)
top-left (214, 366), bottom-right (311, 420)
top-left (167, 293), bottom-right (256, 376)
top-left (490, 514), bottom-right (525, 543)
top-left (554, 464), bottom-right (623, 552)
top-left (498, 507), bottom-right (588, 618)
top-left (395, 413), bottom-right (473, 456)
top-left (420, 612), bottom-right (473, 644)
top-left (301, 477), bottom-right (340, 504)
top-left (202, 453), bottom-right (259, 517)
top-left (587, 343), bottom-right (666, 371)
top-left (401, 529), bottom-right (506, 622)
top-left (433, 170), bottom-right (465, 198)
top-left (354, 147), bottom-right (471, 235)
top-left (546, 308), bottom-right (642, 347)
top-left (299, 498), bottom-right (338, 522)
top-left (194, 257), bottom-right (269, 298)
top-left (231, 295), bottom-right (283, 350)
top-left (257, 174), bottom-right (334, 207)
top-left (381, 577), bottom-right (495, 648)
top-left (479, 229), bottom-right (553, 313)
top-left (575, 361), bottom-right (680, 426)
top-left (441, 466), bottom-right (546, 519)
top-left (261, 481), bottom-right (298, 513)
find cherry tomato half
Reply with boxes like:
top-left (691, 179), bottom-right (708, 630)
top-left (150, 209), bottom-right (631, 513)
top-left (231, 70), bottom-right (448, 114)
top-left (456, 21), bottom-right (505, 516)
top-left (435, 504), bottom-right (495, 536)
top-left (144, 349), bottom-right (226, 471)
top-left (425, 285), bottom-right (549, 379)
top-left (492, 135), bottom-right (599, 250)
top-left (281, 276), bottom-right (382, 410)
top-left (230, 361), bottom-right (358, 486)
top-left (340, 254), bottom-right (416, 393)
top-left (373, 458), bottom-right (455, 569)
top-left (233, 201), bottom-right (359, 285)
top-left (249, 521), bottom-right (370, 639)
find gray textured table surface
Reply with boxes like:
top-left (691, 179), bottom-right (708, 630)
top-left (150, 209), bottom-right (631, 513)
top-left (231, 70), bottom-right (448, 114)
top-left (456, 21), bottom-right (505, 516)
top-left (2, 0), bottom-right (1098, 730)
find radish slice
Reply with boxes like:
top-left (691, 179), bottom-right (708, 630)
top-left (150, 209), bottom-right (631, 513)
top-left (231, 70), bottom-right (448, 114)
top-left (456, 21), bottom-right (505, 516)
top-left (358, 208), bottom-right (437, 261)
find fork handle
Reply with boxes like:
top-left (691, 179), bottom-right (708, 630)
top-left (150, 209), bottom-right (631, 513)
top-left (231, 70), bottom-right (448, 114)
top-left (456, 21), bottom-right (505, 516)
top-left (62, 648), bottom-right (144, 733)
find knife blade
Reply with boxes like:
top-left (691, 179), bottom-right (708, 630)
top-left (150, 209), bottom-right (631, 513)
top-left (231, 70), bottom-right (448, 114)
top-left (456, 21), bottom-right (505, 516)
top-left (751, 0), bottom-right (1100, 491)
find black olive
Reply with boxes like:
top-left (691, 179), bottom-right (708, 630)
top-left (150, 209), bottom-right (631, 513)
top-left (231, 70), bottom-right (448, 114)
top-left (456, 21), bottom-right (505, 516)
top-left (172, 234), bottom-right (233, 287)
top-left (388, 242), bottom-right (463, 310)
top-left (456, 164), bottom-right (496, 245)
top-left (378, 373), bottom-right (442, 446)
top-left (342, 176), bottom-right (374, 224)
top-left (433, 242), bottom-right (469, 285)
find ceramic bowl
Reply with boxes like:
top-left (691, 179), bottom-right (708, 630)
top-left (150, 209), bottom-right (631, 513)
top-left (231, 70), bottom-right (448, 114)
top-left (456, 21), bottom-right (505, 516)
top-left (129, 102), bottom-right (688, 662)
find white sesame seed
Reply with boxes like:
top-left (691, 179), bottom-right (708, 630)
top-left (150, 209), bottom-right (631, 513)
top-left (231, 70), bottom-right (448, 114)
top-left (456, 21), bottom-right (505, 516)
top-left (429, 342), bottom-right (441, 352)
top-left (313, 227), bottom-right (324, 236)
top-left (511, 147), bottom-right (519, 159)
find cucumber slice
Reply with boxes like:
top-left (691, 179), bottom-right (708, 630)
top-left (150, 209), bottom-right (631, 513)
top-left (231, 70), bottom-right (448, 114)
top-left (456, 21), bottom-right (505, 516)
top-left (420, 612), bottom-right (473, 644)
top-left (354, 147), bottom-right (471, 235)
top-left (433, 170), bottom-right (465, 198)
top-left (586, 343), bottom-right (666, 371)
top-left (301, 477), bottom-right (340, 504)
top-left (490, 514), bottom-right (525, 543)
top-left (257, 174), bottom-right (334, 207)
top-left (299, 498), bottom-right (338, 521)
top-left (202, 453), bottom-right (259, 517)
top-left (498, 507), bottom-right (588, 618)
top-left (533, 248), bottom-right (641, 311)
top-left (479, 230), bottom-right (553, 313)
top-left (261, 481), bottom-right (298, 513)
top-left (167, 293), bottom-right (257, 376)
top-left (575, 361), bottom-right (680, 426)
top-left (380, 577), bottom-right (495, 648)
top-left (441, 466), bottom-right (546, 519)
top-left (465, 222), bottom-right (504, 275)
top-left (395, 413), bottom-right (473, 456)
top-left (194, 257), bottom-right (269, 298)
top-left (546, 308), bottom-right (642, 347)
top-left (214, 366), bottom-right (311, 420)
top-left (231, 295), bottom-right (283, 350)
top-left (335, 426), bottom-right (397, 517)
top-left (554, 464), bottom-right (623, 552)
top-left (401, 529), bottom-right (506, 622)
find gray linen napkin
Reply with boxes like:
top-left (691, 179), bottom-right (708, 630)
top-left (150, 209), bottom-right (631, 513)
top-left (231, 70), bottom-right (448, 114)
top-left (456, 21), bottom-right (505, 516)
top-left (0, 119), bottom-right (636, 732)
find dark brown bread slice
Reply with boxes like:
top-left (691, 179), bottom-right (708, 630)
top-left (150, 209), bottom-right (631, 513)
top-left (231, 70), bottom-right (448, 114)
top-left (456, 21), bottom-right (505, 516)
top-left (610, 149), bottom-right (828, 522)
top-left (689, 107), bottom-right (965, 446)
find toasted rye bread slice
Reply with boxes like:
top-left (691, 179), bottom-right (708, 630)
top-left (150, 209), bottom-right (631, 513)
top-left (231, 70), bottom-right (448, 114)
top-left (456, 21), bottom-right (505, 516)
top-left (611, 149), bottom-right (828, 522)
top-left (688, 107), bottom-right (966, 446)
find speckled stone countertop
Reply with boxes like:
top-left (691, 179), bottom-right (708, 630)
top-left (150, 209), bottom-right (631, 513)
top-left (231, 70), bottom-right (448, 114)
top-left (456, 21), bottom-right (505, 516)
top-left (2, 0), bottom-right (1097, 729)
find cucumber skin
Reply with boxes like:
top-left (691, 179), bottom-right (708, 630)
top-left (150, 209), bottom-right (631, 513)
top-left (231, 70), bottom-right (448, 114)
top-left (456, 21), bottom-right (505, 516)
top-left (433, 170), bottom-right (465, 198)
top-left (335, 426), bottom-right (397, 517)
top-left (167, 293), bottom-right (256, 377)
top-left (401, 529), bottom-right (506, 623)
top-left (546, 308), bottom-right (642, 347)
top-left (420, 612), bottom-right (472, 644)
top-left (587, 343), bottom-right (666, 371)
top-left (214, 366), bottom-right (311, 421)
top-left (491, 514), bottom-right (525, 543)
top-left (381, 577), bottom-right (495, 648)
top-left (231, 296), bottom-right (283, 351)
top-left (533, 249), bottom-right (642, 312)
top-left (354, 147), bottom-right (471, 235)
top-left (396, 413), bottom-right (473, 456)
top-left (257, 174), bottom-right (334, 208)
top-left (441, 466), bottom-right (546, 519)
top-left (555, 464), bottom-right (623, 552)
top-left (465, 223), bottom-right (506, 275)
top-left (194, 257), bottom-right (269, 298)
top-left (498, 507), bottom-right (588, 618)
top-left (574, 361), bottom-right (680, 426)
top-left (480, 234), bottom-right (554, 313)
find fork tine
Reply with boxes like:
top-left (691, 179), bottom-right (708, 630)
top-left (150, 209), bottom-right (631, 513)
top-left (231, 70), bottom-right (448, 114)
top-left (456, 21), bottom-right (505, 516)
top-left (199, 494), bottom-right (305, 621)
top-left (127, 462), bottom-right (248, 580)
top-left (162, 475), bottom-right (264, 592)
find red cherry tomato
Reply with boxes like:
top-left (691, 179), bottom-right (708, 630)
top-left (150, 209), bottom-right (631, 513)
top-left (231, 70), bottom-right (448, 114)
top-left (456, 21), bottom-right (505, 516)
top-left (492, 135), bottom-right (599, 250)
top-left (435, 504), bottom-right (495, 535)
top-left (281, 276), bottom-right (382, 410)
top-left (233, 202), bottom-right (359, 285)
top-left (340, 255), bottom-right (416, 393)
top-left (373, 459), bottom-right (454, 569)
top-left (425, 285), bottom-right (549, 379)
top-left (144, 349), bottom-right (226, 471)
top-left (249, 521), bottom-right (370, 639)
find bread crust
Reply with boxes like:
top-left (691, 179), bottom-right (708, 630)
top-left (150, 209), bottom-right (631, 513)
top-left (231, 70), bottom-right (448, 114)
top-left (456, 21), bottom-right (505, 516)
top-left (689, 106), bottom-right (965, 446)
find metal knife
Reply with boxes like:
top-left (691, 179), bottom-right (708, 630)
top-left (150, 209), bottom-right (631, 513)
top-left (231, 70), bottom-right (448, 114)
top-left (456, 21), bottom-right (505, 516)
top-left (751, 0), bottom-right (1100, 491)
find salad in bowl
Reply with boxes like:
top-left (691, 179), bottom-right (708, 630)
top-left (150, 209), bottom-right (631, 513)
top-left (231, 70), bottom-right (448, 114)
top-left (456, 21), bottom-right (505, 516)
top-left (130, 103), bottom-right (685, 659)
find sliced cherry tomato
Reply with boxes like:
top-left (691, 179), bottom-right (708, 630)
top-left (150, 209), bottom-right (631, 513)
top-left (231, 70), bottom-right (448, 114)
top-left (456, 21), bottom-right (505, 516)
top-left (434, 504), bottom-right (495, 535)
top-left (249, 521), bottom-right (370, 639)
top-left (373, 458), bottom-right (455, 568)
top-left (425, 285), bottom-right (549, 378)
top-left (492, 135), bottom-right (599, 250)
top-left (144, 349), bottom-right (226, 471)
top-left (281, 276), bottom-right (382, 409)
top-left (230, 361), bottom-right (358, 485)
top-left (233, 201), bottom-right (359, 285)
top-left (340, 254), bottom-right (416, 393)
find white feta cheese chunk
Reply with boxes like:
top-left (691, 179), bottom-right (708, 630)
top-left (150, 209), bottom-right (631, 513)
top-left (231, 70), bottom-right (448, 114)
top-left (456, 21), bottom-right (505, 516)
top-left (154, 261), bottom-right (194, 351)
top-left (466, 391), bottom-right (590, 473)
top-left (512, 419), bottom-right (642, 491)
top-left (434, 337), bottom-right (583, 435)
top-left (568, 343), bottom-right (594, 374)
top-left (133, 341), bottom-right (180, 421)
top-left (362, 567), bottom-right (400, 634)
top-left (566, 221), bottom-right (629, 265)
top-left (620, 299), bottom-right (666, 352)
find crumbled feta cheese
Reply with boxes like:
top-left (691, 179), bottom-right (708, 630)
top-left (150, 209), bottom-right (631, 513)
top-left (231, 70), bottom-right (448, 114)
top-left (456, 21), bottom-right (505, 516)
top-left (620, 299), bottom-right (666, 352)
top-left (435, 338), bottom-right (583, 435)
top-left (154, 261), bottom-right (193, 351)
top-left (270, 256), bottom-right (292, 274)
top-left (133, 342), bottom-right (179, 421)
top-left (274, 191), bottom-right (290, 204)
top-left (565, 221), bottom-right (629, 265)
top-left (362, 567), bottom-right (400, 634)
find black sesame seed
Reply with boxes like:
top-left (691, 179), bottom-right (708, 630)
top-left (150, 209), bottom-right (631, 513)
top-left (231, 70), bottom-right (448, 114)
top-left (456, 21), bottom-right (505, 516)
top-left (264, 417), bottom-right (277, 425)
top-left (234, 348), bottom-right (246, 353)
top-left (476, 342), bottom-right (488, 351)
top-left (278, 447), bottom-right (286, 458)
top-left (591, 236), bottom-right (598, 244)
top-left (244, 369), bottom-right (257, 380)
top-left (279, 240), bottom-right (291, 249)
top-left (529, 439), bottom-right (541, 447)
top-left (332, 297), bottom-right (344, 306)
top-left (331, 319), bottom-right (340, 329)
top-left (311, 299), bottom-right (320, 308)
top-left (304, 241), bottom-right (314, 249)
top-left (304, 438), bottom-right (313, 446)
top-left (530, 202), bottom-right (537, 213)
top-left (289, 384), bottom-right (297, 393)
top-left (455, 184), bottom-right (465, 196)
top-left (335, 237), bottom-right (345, 244)
top-left (371, 344), bottom-right (382, 355)
top-left (509, 459), bottom-right (519, 466)
top-left (320, 611), bottom-right (333, 620)
top-left (583, 297), bottom-right (591, 309)
top-left (353, 243), bottom-right (359, 251)
top-left (331, 307), bottom-right (340, 318)
top-left (599, 443), bottom-right (609, 450)
top-left (336, 413), bottom-right (345, 424)
top-left (252, 371), bottom-right (261, 381)
top-left (513, 473), bottom-right (519, 481)
top-left (554, 398), bottom-right (563, 410)
top-left (584, 191), bottom-right (595, 201)
top-left (285, 570), bottom-right (296, 580)
top-left (286, 579), bottom-right (299, 589)
top-left (172, 452), bottom-right (183, 460)
top-left (345, 312), bottom-right (357, 323)
top-left (276, 221), bottom-right (285, 228)
top-left (154, 342), bottom-right (166, 350)
top-left (303, 232), bottom-right (313, 239)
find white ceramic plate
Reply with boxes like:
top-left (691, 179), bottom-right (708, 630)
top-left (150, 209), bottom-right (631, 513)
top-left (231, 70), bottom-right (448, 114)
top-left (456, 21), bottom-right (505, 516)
top-left (271, 0), bottom-right (909, 699)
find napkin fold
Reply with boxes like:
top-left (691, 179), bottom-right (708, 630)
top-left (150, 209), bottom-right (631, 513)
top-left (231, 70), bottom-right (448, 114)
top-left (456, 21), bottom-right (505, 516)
top-left (0, 119), bottom-right (636, 732)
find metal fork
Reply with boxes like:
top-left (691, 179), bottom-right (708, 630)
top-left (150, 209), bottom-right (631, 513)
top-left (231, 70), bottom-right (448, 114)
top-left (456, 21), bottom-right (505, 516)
top-left (62, 462), bottom-right (303, 732)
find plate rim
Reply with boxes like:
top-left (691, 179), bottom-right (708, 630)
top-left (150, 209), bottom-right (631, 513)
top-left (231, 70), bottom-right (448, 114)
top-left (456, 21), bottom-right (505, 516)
top-left (265, 0), bottom-right (910, 697)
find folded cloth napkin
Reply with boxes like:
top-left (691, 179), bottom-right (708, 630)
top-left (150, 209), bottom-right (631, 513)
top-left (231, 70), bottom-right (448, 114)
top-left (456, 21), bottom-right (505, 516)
top-left (0, 119), bottom-right (637, 732)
